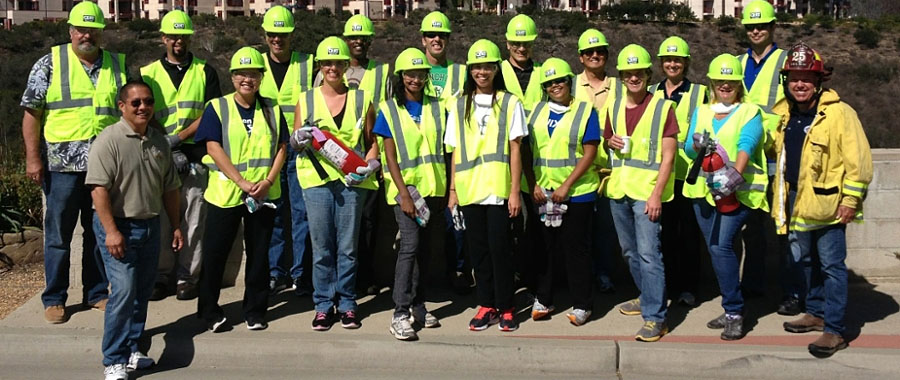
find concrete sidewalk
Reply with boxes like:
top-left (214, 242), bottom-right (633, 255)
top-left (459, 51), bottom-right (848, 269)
top-left (2, 275), bottom-right (900, 379)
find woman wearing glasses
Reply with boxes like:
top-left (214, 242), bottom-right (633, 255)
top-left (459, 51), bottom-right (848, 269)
top-left (374, 48), bottom-right (447, 341)
top-left (195, 47), bottom-right (288, 332)
top-left (446, 39), bottom-right (527, 332)
top-left (683, 54), bottom-right (767, 341)
top-left (523, 58), bottom-right (602, 327)
top-left (291, 37), bottom-right (379, 332)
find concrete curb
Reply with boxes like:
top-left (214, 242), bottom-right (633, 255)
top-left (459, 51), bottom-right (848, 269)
top-left (618, 341), bottom-right (900, 379)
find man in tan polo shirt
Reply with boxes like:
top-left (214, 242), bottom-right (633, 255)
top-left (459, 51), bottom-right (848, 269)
top-left (86, 80), bottom-right (182, 380)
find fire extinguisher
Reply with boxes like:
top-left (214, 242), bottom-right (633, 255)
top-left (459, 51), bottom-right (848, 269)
top-left (701, 150), bottom-right (740, 213)
top-left (308, 127), bottom-right (368, 178)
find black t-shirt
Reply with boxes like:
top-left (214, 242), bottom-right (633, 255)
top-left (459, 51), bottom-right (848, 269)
top-left (512, 62), bottom-right (533, 94)
top-left (267, 54), bottom-right (291, 89)
top-left (785, 104), bottom-right (817, 188)
top-left (158, 54), bottom-right (222, 102)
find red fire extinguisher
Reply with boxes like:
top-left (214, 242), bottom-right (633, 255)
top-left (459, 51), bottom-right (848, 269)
top-left (701, 152), bottom-right (740, 213)
top-left (309, 127), bottom-right (368, 176)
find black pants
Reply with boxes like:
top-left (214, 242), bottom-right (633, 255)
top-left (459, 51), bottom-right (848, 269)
top-left (461, 204), bottom-right (515, 310)
top-left (197, 202), bottom-right (275, 322)
top-left (534, 201), bottom-right (595, 311)
top-left (661, 180), bottom-right (703, 296)
top-left (514, 193), bottom-right (545, 292)
top-left (356, 185), bottom-right (381, 289)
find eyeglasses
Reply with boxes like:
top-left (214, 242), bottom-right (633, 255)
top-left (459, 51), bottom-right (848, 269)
top-left (508, 41), bottom-right (532, 49)
top-left (128, 97), bottom-right (155, 107)
top-left (233, 71), bottom-right (263, 80)
top-left (423, 32), bottom-right (449, 39)
top-left (318, 60), bottom-right (348, 69)
top-left (72, 26), bottom-right (98, 35)
top-left (163, 34), bottom-right (189, 41)
top-left (402, 71), bottom-right (429, 81)
top-left (542, 77), bottom-right (568, 89)
top-left (580, 48), bottom-right (607, 57)
top-left (266, 32), bottom-right (290, 39)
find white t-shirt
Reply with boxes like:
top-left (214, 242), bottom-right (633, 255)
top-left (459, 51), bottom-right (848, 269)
top-left (445, 93), bottom-right (528, 205)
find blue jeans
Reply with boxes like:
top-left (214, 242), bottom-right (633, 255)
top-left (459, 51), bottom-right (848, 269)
top-left (268, 148), bottom-right (310, 280)
top-left (303, 181), bottom-right (367, 313)
top-left (782, 190), bottom-right (806, 300)
top-left (42, 171), bottom-right (108, 307)
top-left (592, 195), bottom-right (618, 282)
top-left (94, 215), bottom-right (160, 366)
top-left (693, 200), bottom-right (751, 315)
top-left (609, 197), bottom-right (667, 322)
top-left (795, 224), bottom-right (848, 336)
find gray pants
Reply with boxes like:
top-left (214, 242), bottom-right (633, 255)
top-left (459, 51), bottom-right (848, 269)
top-left (392, 197), bottom-right (446, 317)
top-left (157, 164), bottom-right (207, 286)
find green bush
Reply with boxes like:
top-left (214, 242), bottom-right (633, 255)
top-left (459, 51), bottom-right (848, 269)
top-left (125, 18), bottom-right (158, 35)
top-left (854, 26), bottom-right (882, 48)
top-left (776, 12), bottom-right (797, 23)
top-left (715, 15), bottom-right (737, 31)
top-left (848, 58), bottom-right (899, 83)
top-left (598, 0), bottom-right (693, 23)
top-left (0, 167), bottom-right (42, 232)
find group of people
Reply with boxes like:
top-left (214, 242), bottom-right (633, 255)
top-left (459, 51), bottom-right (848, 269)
top-left (21, 1), bottom-right (873, 379)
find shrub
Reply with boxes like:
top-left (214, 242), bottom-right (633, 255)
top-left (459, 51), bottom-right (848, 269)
top-left (854, 26), bottom-right (881, 48)
top-left (776, 12), bottom-right (797, 23)
top-left (715, 15), bottom-right (737, 31)
top-left (0, 166), bottom-right (42, 231)
top-left (125, 18), bottom-right (158, 35)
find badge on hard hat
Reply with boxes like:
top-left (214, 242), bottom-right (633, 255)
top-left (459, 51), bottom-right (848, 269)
top-left (328, 47), bottom-right (340, 55)
top-left (83, 15), bottom-right (95, 22)
top-left (544, 68), bottom-right (556, 77)
top-left (174, 23), bottom-right (185, 29)
top-left (352, 24), bottom-right (363, 31)
top-left (412, 58), bottom-right (424, 65)
top-left (589, 37), bottom-right (599, 44)
top-left (721, 67), bottom-right (733, 75)
top-left (750, 11), bottom-right (761, 19)
top-left (627, 56), bottom-right (638, 64)
top-left (475, 51), bottom-right (487, 59)
top-left (667, 45), bottom-right (677, 52)
top-left (516, 30), bottom-right (526, 36)
top-left (274, 21), bottom-right (285, 27)
top-left (432, 21), bottom-right (442, 27)
top-left (240, 57), bottom-right (251, 64)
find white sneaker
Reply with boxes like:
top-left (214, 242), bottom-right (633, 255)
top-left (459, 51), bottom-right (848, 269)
top-left (567, 308), bottom-right (592, 326)
top-left (389, 316), bottom-right (418, 341)
top-left (126, 351), bottom-right (154, 371)
top-left (103, 363), bottom-right (128, 380)
top-left (531, 299), bottom-right (555, 321)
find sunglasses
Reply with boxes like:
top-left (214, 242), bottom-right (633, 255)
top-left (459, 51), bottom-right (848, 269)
top-left (128, 97), bottom-right (155, 107)
top-left (543, 77), bottom-right (568, 88)
top-left (581, 48), bottom-right (607, 57)
top-left (508, 41), bottom-right (532, 48)
top-left (423, 32), bottom-right (449, 39)
top-left (266, 32), bottom-right (290, 39)
top-left (164, 34), bottom-right (189, 41)
top-left (402, 71), bottom-right (429, 80)
top-left (745, 22), bottom-right (774, 32)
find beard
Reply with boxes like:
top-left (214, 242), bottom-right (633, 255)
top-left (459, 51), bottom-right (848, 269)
top-left (75, 41), bottom-right (98, 54)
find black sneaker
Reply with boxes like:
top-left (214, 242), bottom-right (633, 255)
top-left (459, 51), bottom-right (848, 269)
top-left (777, 297), bottom-right (802, 316)
top-left (246, 317), bottom-right (268, 331)
top-left (293, 278), bottom-right (312, 297)
top-left (721, 314), bottom-right (745, 340)
top-left (269, 276), bottom-right (290, 294)
top-left (149, 283), bottom-right (170, 301)
top-left (340, 310), bottom-right (361, 329)
top-left (707, 313), bottom-right (727, 329)
top-left (468, 306), bottom-right (499, 331)
top-left (311, 310), bottom-right (334, 331)
top-left (208, 317), bottom-right (229, 333)
top-left (498, 308), bottom-right (518, 332)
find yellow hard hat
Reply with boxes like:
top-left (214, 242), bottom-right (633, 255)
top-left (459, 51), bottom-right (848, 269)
top-left (616, 44), bottom-right (652, 71)
top-left (467, 39), bottom-right (502, 65)
top-left (742, 0), bottom-right (777, 25)
top-left (230, 47), bottom-right (266, 72)
top-left (68, 1), bottom-right (105, 29)
top-left (420, 11), bottom-right (451, 33)
top-left (506, 14), bottom-right (537, 42)
top-left (316, 36), bottom-right (351, 61)
top-left (540, 57), bottom-right (574, 84)
top-left (344, 14), bottom-right (375, 37)
top-left (160, 10), bottom-right (194, 35)
top-left (262, 6), bottom-right (295, 33)
top-left (707, 54), bottom-right (744, 81)
top-left (394, 48), bottom-right (431, 75)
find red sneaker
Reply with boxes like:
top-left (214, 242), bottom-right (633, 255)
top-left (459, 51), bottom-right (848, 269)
top-left (468, 306), bottom-right (499, 331)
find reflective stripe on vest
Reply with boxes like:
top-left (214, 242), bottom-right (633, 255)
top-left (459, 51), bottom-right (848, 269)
top-left (141, 58), bottom-right (207, 136)
top-left (385, 98), bottom-right (444, 170)
top-left (45, 47), bottom-right (123, 111)
top-left (527, 101), bottom-right (589, 168)
top-left (455, 93), bottom-right (513, 172)
top-left (449, 63), bottom-right (462, 96)
top-left (610, 99), bottom-right (667, 171)
top-left (211, 97), bottom-right (278, 170)
top-left (740, 50), bottom-right (788, 113)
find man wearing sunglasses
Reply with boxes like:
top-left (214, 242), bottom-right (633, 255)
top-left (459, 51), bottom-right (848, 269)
top-left (86, 80), bottom-right (183, 380)
top-left (21, 1), bottom-right (127, 325)
top-left (737, 0), bottom-right (791, 313)
top-left (500, 14), bottom-right (543, 112)
top-left (140, 10), bottom-right (222, 303)
top-left (257, 5), bottom-right (316, 298)
top-left (421, 11), bottom-right (465, 108)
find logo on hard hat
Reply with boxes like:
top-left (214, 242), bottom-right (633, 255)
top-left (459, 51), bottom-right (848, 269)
top-left (240, 57), bottom-right (252, 64)
top-left (412, 58), bottom-right (424, 65)
top-left (516, 30), bottom-right (526, 36)
top-left (627, 56), bottom-right (639, 64)
top-left (352, 24), bottom-right (363, 31)
top-left (432, 21), bottom-right (442, 28)
top-left (589, 37), bottom-right (599, 44)
top-left (173, 23), bottom-right (185, 29)
top-left (544, 68), bottom-right (556, 77)
top-left (83, 15), bottom-right (95, 22)
top-left (328, 47), bottom-right (340, 55)
top-left (274, 21), bottom-right (285, 27)
top-left (475, 51), bottom-right (487, 59)
top-left (667, 45), bottom-right (677, 52)
top-left (750, 11), bottom-right (761, 19)
top-left (721, 67), bottom-right (733, 75)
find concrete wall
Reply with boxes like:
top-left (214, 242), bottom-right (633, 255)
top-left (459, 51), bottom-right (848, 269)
top-left (846, 149), bottom-right (900, 282)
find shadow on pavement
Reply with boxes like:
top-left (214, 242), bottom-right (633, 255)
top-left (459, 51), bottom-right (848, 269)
top-left (844, 270), bottom-right (900, 342)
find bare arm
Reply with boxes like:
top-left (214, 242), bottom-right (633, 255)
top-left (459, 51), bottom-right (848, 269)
top-left (249, 142), bottom-right (287, 200)
top-left (448, 149), bottom-right (458, 210)
top-left (383, 137), bottom-right (415, 218)
top-left (162, 188), bottom-right (183, 252)
top-left (646, 137), bottom-right (676, 222)
top-left (508, 137), bottom-right (522, 218)
top-left (364, 104), bottom-right (379, 161)
top-left (90, 186), bottom-right (125, 259)
top-left (22, 107), bottom-right (43, 184)
top-left (176, 118), bottom-right (202, 142)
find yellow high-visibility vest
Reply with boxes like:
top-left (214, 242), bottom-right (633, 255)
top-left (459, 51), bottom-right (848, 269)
top-left (500, 60), bottom-right (543, 111)
top-left (527, 100), bottom-right (601, 197)
top-left (649, 81), bottom-right (708, 180)
top-left (260, 52), bottom-right (313, 129)
top-left (140, 57), bottom-right (207, 143)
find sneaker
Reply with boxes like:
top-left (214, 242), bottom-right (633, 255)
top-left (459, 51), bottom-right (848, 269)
top-left (293, 278), bottom-right (312, 297)
top-left (88, 298), bottom-right (108, 311)
top-left (311, 310), bottom-right (334, 331)
top-left (635, 320), bottom-right (668, 342)
top-left (783, 313), bottom-right (825, 333)
top-left (677, 292), bottom-right (696, 307)
top-left (389, 316), bottom-right (418, 341)
top-left (808, 332), bottom-right (848, 358)
top-left (44, 305), bottom-right (67, 324)
top-left (246, 318), bottom-right (268, 331)
top-left (721, 314), bottom-right (745, 340)
top-left (531, 299), bottom-right (554, 321)
top-left (175, 283), bottom-right (198, 301)
top-left (468, 306), bottom-right (499, 331)
top-left (104, 364), bottom-right (128, 380)
top-left (706, 313), bottom-right (727, 329)
top-left (126, 351), bottom-right (155, 371)
top-left (410, 307), bottom-right (441, 328)
top-left (777, 297), bottom-right (802, 316)
top-left (340, 310), bottom-right (361, 329)
top-left (208, 317), bottom-right (228, 333)
top-left (269, 276), bottom-right (289, 294)
top-left (567, 309), bottom-right (592, 326)
top-left (498, 308), bottom-right (518, 332)
top-left (618, 298), bottom-right (641, 316)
